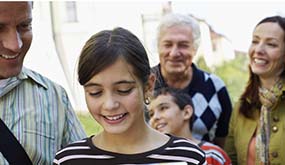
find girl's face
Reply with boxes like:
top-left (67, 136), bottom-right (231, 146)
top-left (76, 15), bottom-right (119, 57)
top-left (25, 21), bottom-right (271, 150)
top-left (249, 22), bottom-right (285, 80)
top-left (83, 59), bottom-right (146, 135)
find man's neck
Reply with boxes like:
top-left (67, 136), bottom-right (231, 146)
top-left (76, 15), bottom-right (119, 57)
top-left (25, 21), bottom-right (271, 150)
top-left (162, 69), bottom-right (193, 89)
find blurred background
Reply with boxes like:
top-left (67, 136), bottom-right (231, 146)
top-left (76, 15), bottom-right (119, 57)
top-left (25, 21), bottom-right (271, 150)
top-left (25, 1), bottom-right (285, 135)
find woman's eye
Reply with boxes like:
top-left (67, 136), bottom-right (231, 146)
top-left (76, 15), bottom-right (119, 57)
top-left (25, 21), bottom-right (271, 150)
top-left (251, 40), bottom-right (258, 44)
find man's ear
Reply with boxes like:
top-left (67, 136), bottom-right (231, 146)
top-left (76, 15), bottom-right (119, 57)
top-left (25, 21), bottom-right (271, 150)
top-left (182, 105), bottom-right (193, 121)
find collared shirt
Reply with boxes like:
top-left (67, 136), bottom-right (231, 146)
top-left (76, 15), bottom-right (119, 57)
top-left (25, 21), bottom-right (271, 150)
top-left (0, 67), bottom-right (86, 165)
top-left (152, 64), bottom-right (232, 142)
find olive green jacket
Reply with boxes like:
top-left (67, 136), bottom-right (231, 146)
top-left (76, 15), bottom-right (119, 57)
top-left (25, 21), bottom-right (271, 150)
top-left (224, 86), bottom-right (285, 165)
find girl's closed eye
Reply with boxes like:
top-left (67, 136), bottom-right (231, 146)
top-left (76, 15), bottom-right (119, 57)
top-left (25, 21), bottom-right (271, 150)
top-left (117, 87), bottom-right (134, 95)
top-left (89, 91), bottom-right (102, 96)
top-left (85, 88), bottom-right (102, 97)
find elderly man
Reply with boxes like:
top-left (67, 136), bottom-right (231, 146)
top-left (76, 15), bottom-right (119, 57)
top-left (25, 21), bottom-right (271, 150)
top-left (151, 13), bottom-right (232, 148)
top-left (0, 2), bottom-right (86, 164)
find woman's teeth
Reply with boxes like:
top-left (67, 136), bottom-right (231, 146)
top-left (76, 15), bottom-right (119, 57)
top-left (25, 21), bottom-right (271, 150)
top-left (254, 58), bottom-right (266, 64)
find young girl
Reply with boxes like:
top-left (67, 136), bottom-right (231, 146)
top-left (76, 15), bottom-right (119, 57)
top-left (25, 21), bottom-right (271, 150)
top-left (53, 27), bottom-right (205, 165)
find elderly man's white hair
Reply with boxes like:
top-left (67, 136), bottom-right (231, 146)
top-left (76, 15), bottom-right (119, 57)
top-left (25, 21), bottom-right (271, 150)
top-left (157, 13), bottom-right (201, 51)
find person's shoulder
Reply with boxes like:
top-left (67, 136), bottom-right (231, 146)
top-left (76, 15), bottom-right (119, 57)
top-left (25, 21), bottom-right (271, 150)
top-left (23, 67), bottom-right (64, 90)
top-left (167, 134), bottom-right (205, 155)
top-left (54, 137), bottom-right (92, 164)
top-left (56, 137), bottom-right (90, 154)
top-left (164, 135), bottom-right (206, 164)
top-left (200, 141), bottom-right (231, 164)
top-left (151, 64), bottom-right (160, 74)
top-left (200, 141), bottom-right (225, 153)
top-left (194, 64), bottom-right (225, 83)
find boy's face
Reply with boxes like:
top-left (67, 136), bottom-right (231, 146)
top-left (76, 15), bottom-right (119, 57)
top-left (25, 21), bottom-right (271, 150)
top-left (148, 94), bottom-right (187, 135)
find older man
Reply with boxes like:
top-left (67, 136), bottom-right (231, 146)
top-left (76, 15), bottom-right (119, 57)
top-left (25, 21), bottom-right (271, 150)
top-left (151, 13), bottom-right (232, 148)
top-left (0, 2), bottom-right (86, 164)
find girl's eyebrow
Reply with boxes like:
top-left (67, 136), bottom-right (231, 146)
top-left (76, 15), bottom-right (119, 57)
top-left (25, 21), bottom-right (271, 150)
top-left (114, 80), bottom-right (136, 85)
top-left (84, 80), bottom-right (136, 88)
top-left (83, 83), bottom-right (100, 88)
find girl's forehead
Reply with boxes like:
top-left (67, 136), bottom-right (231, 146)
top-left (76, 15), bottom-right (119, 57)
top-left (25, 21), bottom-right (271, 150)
top-left (86, 59), bottom-right (139, 84)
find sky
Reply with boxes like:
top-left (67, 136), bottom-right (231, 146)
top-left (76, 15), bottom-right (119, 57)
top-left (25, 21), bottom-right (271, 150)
top-left (170, 0), bottom-right (285, 52)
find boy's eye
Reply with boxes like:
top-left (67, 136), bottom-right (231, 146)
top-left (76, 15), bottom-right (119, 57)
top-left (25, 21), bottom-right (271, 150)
top-left (160, 106), bottom-right (169, 111)
top-left (148, 111), bottom-right (154, 118)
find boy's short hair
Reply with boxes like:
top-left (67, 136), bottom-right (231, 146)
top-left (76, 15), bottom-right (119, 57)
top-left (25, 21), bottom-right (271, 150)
top-left (152, 87), bottom-right (195, 130)
top-left (153, 87), bottom-right (194, 111)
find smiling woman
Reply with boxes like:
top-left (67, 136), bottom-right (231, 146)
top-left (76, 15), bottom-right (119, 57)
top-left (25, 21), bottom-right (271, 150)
top-left (224, 15), bottom-right (285, 165)
top-left (53, 27), bottom-right (206, 165)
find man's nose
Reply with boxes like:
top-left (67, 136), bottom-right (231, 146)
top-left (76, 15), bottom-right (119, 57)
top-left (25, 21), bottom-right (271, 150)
top-left (169, 46), bottom-right (180, 57)
top-left (3, 29), bottom-right (23, 53)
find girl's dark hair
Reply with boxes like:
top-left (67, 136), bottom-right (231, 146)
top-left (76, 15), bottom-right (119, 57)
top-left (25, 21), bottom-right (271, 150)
top-left (153, 87), bottom-right (195, 130)
top-left (78, 27), bottom-right (151, 86)
top-left (239, 16), bottom-right (285, 118)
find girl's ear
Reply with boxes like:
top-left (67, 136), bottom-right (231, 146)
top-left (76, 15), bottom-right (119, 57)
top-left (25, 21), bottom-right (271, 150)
top-left (144, 73), bottom-right (156, 97)
top-left (182, 105), bottom-right (193, 121)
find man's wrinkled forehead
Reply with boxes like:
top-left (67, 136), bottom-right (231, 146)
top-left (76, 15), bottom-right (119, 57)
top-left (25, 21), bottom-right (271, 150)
top-left (0, 2), bottom-right (32, 24)
top-left (0, 2), bottom-right (32, 14)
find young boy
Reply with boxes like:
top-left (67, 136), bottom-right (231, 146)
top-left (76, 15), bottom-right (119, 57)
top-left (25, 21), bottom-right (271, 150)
top-left (148, 87), bottom-right (231, 165)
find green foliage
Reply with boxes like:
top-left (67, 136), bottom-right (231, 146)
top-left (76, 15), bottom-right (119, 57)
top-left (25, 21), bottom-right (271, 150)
top-left (77, 112), bottom-right (102, 136)
top-left (196, 56), bottom-right (211, 73)
top-left (196, 54), bottom-right (249, 105)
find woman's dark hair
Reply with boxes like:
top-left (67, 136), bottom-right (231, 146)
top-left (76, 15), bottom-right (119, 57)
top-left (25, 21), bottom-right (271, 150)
top-left (78, 27), bottom-right (151, 86)
top-left (153, 87), bottom-right (195, 130)
top-left (239, 16), bottom-right (285, 118)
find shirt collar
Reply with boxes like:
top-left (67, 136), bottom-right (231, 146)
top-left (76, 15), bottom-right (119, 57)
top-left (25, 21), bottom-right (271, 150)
top-left (20, 67), bottom-right (48, 89)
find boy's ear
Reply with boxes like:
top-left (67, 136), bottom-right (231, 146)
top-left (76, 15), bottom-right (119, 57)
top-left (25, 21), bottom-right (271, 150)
top-left (182, 105), bottom-right (193, 120)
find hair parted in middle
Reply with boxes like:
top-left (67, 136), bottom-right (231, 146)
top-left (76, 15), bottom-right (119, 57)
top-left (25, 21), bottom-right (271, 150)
top-left (78, 27), bottom-right (151, 86)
